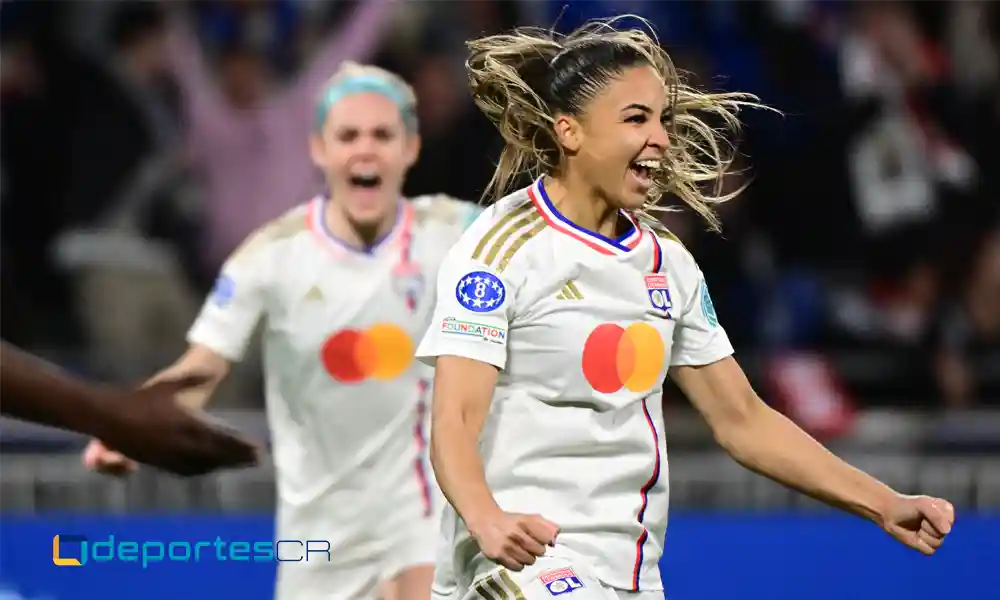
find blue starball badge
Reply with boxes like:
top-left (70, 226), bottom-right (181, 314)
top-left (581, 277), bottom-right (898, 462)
top-left (210, 274), bottom-right (236, 308)
top-left (455, 270), bottom-right (505, 313)
top-left (700, 279), bottom-right (718, 328)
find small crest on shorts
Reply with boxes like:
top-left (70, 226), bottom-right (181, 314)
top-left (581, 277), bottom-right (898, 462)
top-left (645, 274), bottom-right (672, 318)
top-left (540, 567), bottom-right (584, 595)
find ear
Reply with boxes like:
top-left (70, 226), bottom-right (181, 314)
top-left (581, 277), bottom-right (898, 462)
top-left (553, 114), bottom-right (582, 153)
top-left (403, 133), bottom-right (422, 169)
top-left (309, 133), bottom-right (326, 168)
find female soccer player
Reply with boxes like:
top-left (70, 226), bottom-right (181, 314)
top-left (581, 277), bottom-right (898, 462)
top-left (416, 17), bottom-right (956, 600)
top-left (83, 62), bottom-right (479, 600)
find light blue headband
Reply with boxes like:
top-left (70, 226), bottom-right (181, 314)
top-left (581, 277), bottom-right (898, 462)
top-left (314, 74), bottom-right (417, 132)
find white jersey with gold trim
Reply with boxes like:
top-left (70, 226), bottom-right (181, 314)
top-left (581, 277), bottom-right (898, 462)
top-left (188, 194), bottom-right (479, 600)
top-left (417, 179), bottom-right (733, 595)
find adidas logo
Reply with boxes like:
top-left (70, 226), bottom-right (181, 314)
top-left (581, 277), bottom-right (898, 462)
top-left (555, 281), bottom-right (583, 300)
top-left (304, 286), bottom-right (324, 302)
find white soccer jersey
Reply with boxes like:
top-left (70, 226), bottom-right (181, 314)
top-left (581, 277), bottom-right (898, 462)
top-left (187, 194), bottom-right (478, 598)
top-left (416, 179), bottom-right (734, 593)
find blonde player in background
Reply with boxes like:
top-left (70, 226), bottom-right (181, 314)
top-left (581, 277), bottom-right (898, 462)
top-left (417, 17), bottom-right (956, 600)
top-left (83, 62), bottom-right (478, 600)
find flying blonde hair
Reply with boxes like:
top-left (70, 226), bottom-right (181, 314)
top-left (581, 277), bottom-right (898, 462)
top-left (466, 15), bottom-right (766, 232)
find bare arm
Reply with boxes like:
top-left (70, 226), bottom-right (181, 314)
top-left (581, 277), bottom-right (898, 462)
top-left (165, 9), bottom-right (235, 145)
top-left (430, 355), bottom-right (502, 528)
top-left (670, 357), bottom-right (898, 524)
top-left (143, 344), bottom-right (231, 410)
top-left (282, 0), bottom-right (398, 115)
top-left (1, 341), bottom-right (117, 435)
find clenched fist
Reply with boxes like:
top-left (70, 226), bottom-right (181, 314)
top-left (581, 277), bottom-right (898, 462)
top-left (468, 511), bottom-right (560, 571)
top-left (882, 494), bottom-right (955, 555)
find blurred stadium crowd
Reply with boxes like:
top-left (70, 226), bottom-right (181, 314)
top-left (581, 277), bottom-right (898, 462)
top-left (0, 0), bottom-right (997, 422)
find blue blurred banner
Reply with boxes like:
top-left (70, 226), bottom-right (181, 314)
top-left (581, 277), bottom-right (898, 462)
top-left (1, 513), bottom-right (996, 600)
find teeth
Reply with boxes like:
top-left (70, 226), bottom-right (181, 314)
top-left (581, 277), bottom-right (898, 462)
top-left (634, 159), bottom-right (660, 169)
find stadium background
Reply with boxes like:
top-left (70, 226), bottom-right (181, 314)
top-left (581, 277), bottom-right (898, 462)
top-left (1, 0), bottom-right (997, 598)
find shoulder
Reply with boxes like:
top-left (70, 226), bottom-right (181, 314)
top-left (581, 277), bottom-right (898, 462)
top-left (637, 215), bottom-right (696, 270)
top-left (410, 194), bottom-right (482, 228)
top-left (226, 202), bottom-right (312, 269)
top-left (447, 186), bottom-right (545, 276)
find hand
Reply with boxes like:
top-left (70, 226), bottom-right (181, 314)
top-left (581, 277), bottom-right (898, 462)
top-left (882, 494), bottom-right (955, 555)
top-left (468, 511), bottom-right (560, 571)
top-left (85, 376), bottom-right (259, 477)
top-left (83, 438), bottom-right (137, 477)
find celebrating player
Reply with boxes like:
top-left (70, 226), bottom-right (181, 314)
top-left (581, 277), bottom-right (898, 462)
top-left (83, 62), bottom-right (479, 600)
top-left (417, 17), bottom-right (956, 600)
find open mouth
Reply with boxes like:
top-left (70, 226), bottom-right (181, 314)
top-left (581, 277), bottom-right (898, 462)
top-left (349, 173), bottom-right (383, 189)
top-left (628, 159), bottom-right (660, 187)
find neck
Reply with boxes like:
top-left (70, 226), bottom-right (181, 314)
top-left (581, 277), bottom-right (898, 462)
top-left (544, 173), bottom-right (620, 238)
top-left (323, 197), bottom-right (399, 250)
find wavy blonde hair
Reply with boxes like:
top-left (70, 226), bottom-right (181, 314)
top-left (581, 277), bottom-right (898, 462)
top-left (467, 15), bottom-right (766, 232)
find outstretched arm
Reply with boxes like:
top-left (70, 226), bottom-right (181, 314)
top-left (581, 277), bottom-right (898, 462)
top-left (166, 9), bottom-right (236, 148)
top-left (671, 357), bottom-right (955, 554)
top-left (1, 341), bottom-right (257, 476)
top-left (282, 0), bottom-right (398, 116)
top-left (1, 341), bottom-right (116, 434)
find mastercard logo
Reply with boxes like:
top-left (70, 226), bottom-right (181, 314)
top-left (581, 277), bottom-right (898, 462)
top-left (582, 323), bottom-right (665, 394)
top-left (320, 324), bottom-right (414, 383)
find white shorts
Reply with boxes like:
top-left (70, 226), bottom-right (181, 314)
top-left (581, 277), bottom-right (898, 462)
top-left (274, 513), bottom-right (438, 600)
top-left (450, 557), bottom-right (664, 600)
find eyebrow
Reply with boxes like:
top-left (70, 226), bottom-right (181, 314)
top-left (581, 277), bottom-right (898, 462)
top-left (622, 103), bottom-right (653, 114)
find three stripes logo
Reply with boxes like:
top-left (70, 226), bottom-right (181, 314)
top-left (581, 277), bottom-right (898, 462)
top-left (471, 204), bottom-right (546, 273)
top-left (473, 570), bottom-right (524, 600)
top-left (555, 281), bottom-right (583, 301)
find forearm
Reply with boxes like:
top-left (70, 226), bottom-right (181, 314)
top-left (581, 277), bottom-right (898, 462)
top-left (144, 364), bottom-right (221, 410)
top-left (0, 342), bottom-right (115, 436)
top-left (720, 403), bottom-right (897, 524)
top-left (138, 344), bottom-right (231, 410)
top-left (430, 417), bottom-right (502, 527)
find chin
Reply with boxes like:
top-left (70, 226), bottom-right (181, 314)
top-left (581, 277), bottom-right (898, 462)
top-left (618, 189), bottom-right (650, 210)
top-left (346, 209), bottom-right (389, 229)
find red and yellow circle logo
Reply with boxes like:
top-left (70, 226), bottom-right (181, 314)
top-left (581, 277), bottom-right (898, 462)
top-left (582, 323), bottom-right (665, 394)
top-left (320, 324), bottom-right (414, 383)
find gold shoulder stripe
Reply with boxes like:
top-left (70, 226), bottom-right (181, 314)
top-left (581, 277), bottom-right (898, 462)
top-left (472, 203), bottom-right (534, 261)
top-left (656, 228), bottom-right (685, 249)
top-left (497, 219), bottom-right (545, 273)
top-left (230, 206), bottom-right (308, 265)
top-left (485, 212), bottom-right (541, 267)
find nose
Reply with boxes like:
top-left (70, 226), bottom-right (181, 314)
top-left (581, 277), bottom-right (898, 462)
top-left (352, 134), bottom-right (381, 159)
top-left (648, 121), bottom-right (671, 152)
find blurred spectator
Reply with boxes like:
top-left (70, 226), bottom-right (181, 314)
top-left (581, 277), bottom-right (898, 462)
top-left (933, 229), bottom-right (1000, 408)
top-left (48, 3), bottom-right (201, 384)
top-left (168, 0), bottom-right (396, 270)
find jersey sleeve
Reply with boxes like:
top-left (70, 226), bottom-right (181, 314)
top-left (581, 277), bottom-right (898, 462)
top-left (670, 261), bottom-right (734, 367)
top-left (186, 239), bottom-right (272, 362)
top-left (415, 249), bottom-right (519, 370)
